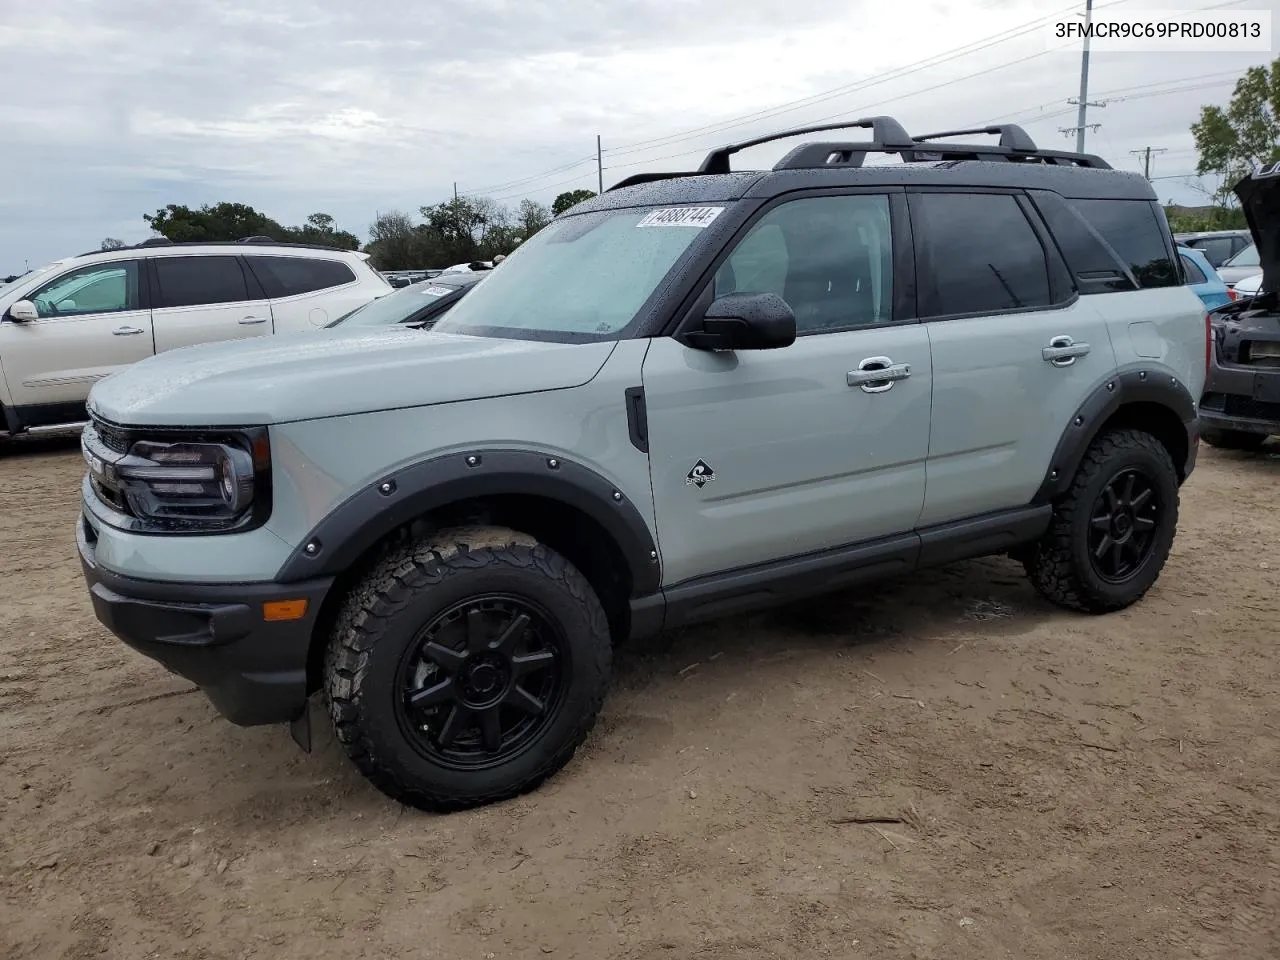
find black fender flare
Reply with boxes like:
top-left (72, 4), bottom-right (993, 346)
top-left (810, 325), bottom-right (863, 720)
top-left (274, 448), bottom-right (661, 596)
top-left (1031, 365), bottom-right (1198, 505)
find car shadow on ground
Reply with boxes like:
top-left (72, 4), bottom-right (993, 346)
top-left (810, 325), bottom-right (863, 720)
top-left (199, 554), bottom-right (1058, 826)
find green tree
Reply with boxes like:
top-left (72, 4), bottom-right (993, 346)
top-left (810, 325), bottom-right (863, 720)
top-left (1192, 58), bottom-right (1280, 206)
top-left (365, 210), bottom-right (421, 270)
top-left (552, 189), bottom-right (596, 216)
top-left (284, 212), bottom-right (360, 250)
top-left (100, 237), bottom-right (127, 251)
top-left (517, 199), bottom-right (552, 239)
top-left (144, 202), bottom-right (288, 242)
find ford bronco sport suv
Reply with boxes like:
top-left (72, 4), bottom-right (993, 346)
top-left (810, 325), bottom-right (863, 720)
top-left (77, 118), bottom-right (1207, 811)
top-left (1200, 162), bottom-right (1279, 451)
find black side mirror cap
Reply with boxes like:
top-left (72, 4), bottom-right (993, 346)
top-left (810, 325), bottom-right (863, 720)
top-left (684, 292), bottom-right (796, 351)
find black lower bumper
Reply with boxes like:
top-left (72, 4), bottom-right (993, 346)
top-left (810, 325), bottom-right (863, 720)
top-left (1201, 360), bottom-right (1280, 436)
top-left (78, 521), bottom-right (332, 726)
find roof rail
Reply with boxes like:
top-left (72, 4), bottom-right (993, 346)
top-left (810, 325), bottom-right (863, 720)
top-left (606, 114), bottom-right (1111, 191)
top-left (697, 116), bottom-right (913, 174)
top-left (773, 120), bottom-right (1111, 171)
top-left (136, 237), bottom-right (174, 247)
top-left (237, 235), bottom-right (277, 243)
top-left (912, 124), bottom-right (1038, 152)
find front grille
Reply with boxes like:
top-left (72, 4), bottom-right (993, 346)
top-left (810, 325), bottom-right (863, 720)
top-left (92, 419), bottom-right (132, 454)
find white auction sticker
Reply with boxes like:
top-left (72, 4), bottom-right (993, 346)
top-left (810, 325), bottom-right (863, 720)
top-left (420, 285), bottom-right (454, 296)
top-left (637, 207), bottom-right (724, 228)
top-left (1043, 11), bottom-right (1271, 53)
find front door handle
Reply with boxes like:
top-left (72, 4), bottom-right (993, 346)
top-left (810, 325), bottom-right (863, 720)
top-left (1043, 335), bottom-right (1091, 367)
top-left (238, 316), bottom-right (268, 325)
top-left (113, 326), bottom-right (144, 336)
top-left (848, 356), bottom-right (911, 394)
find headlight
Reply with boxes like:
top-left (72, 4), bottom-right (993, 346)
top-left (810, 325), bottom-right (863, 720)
top-left (83, 423), bottom-right (271, 533)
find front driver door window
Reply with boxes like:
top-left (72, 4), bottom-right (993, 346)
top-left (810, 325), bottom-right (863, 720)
top-left (640, 193), bottom-right (932, 585)
top-left (0, 260), bottom-right (154, 419)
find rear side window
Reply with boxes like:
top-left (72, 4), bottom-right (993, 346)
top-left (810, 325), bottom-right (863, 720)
top-left (153, 256), bottom-right (249, 308)
top-left (912, 193), bottom-right (1052, 317)
top-left (245, 256), bottom-right (357, 298)
top-left (1189, 236), bottom-right (1236, 268)
top-left (1066, 199), bottom-right (1178, 288)
top-left (1179, 253), bottom-right (1207, 285)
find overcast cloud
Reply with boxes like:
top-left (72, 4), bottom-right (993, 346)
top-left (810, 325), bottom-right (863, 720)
top-left (0, 0), bottom-right (1274, 271)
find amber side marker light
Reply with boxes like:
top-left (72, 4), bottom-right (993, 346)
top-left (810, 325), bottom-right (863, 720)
top-left (263, 599), bottom-right (308, 622)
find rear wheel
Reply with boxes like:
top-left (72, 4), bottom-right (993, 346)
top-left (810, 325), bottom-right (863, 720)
top-left (324, 526), bottom-right (611, 811)
top-left (1025, 428), bottom-right (1179, 613)
top-left (1200, 427), bottom-right (1268, 451)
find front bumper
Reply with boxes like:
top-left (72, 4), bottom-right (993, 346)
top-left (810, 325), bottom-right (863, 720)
top-left (78, 516), bottom-right (332, 726)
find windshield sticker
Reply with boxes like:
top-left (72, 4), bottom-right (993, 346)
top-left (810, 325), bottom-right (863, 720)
top-left (637, 207), bottom-right (724, 229)
top-left (420, 285), bottom-right (454, 296)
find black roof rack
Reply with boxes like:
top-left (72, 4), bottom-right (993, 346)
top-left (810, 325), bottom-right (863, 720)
top-left (697, 116), bottom-right (913, 174)
top-left (607, 114), bottom-right (1110, 191)
top-left (912, 124), bottom-right (1038, 152)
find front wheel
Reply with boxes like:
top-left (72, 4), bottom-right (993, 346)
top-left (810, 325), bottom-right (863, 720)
top-left (1200, 427), bottom-right (1268, 451)
top-left (324, 526), bottom-right (612, 811)
top-left (1024, 429), bottom-right (1179, 613)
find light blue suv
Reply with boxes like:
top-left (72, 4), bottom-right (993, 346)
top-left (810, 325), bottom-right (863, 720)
top-left (1178, 245), bottom-right (1231, 311)
top-left (76, 118), bottom-right (1208, 811)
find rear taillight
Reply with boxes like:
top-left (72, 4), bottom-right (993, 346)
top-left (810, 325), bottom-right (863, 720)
top-left (1228, 288), bottom-right (1238, 301)
top-left (1204, 312), bottom-right (1212, 381)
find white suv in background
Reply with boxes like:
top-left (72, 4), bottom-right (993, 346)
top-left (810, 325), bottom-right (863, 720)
top-left (0, 240), bottom-right (389, 437)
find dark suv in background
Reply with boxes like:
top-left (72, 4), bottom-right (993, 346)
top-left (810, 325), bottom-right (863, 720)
top-left (1201, 165), bottom-right (1280, 450)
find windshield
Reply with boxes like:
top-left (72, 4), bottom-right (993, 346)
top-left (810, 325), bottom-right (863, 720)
top-left (431, 206), bottom-right (720, 341)
top-left (1226, 243), bottom-right (1259, 267)
top-left (329, 282), bottom-right (466, 328)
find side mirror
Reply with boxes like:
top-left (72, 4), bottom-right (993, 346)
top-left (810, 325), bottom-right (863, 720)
top-left (685, 292), bottom-right (796, 351)
top-left (6, 299), bottom-right (38, 323)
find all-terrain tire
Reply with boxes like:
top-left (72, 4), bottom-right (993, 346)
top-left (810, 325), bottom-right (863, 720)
top-left (1200, 427), bottom-right (1268, 452)
top-left (1024, 428), bottom-right (1179, 613)
top-left (324, 525), bottom-right (612, 811)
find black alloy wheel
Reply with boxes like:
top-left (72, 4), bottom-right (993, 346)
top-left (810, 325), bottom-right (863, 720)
top-left (395, 596), bottom-right (567, 769)
top-left (1087, 468), bottom-right (1161, 583)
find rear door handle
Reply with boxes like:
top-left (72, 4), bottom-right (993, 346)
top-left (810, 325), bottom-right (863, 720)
top-left (847, 357), bottom-right (911, 393)
top-left (1043, 335), bottom-right (1091, 367)
top-left (239, 316), bottom-right (268, 325)
top-left (113, 326), bottom-right (144, 336)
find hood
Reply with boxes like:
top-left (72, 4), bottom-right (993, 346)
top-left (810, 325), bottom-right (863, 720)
top-left (1234, 169), bottom-right (1280, 293)
top-left (88, 328), bottom-right (617, 427)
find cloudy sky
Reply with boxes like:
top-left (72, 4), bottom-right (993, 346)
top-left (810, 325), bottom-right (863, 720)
top-left (0, 0), bottom-right (1274, 272)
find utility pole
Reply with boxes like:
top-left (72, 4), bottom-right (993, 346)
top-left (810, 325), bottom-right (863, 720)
top-left (1059, 0), bottom-right (1106, 150)
top-left (597, 135), bottom-right (604, 194)
top-left (1129, 146), bottom-right (1168, 180)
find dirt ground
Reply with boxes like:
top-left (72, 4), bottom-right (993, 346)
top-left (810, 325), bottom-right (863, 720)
top-left (1, 437), bottom-right (1278, 960)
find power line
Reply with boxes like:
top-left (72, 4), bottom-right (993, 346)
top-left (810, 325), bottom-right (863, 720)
top-left (477, 0), bottom-right (1141, 201)
top-left (602, 44), bottom-right (1070, 174)
top-left (605, 0), bottom-right (1140, 158)
top-left (459, 0), bottom-right (1247, 200)
top-left (1131, 146), bottom-right (1169, 179)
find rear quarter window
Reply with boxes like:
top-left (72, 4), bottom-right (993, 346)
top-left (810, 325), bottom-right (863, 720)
top-left (245, 256), bottom-right (357, 298)
top-left (1066, 199), bottom-right (1178, 289)
top-left (1179, 254), bottom-right (1207, 285)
